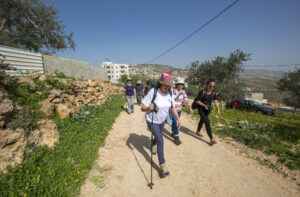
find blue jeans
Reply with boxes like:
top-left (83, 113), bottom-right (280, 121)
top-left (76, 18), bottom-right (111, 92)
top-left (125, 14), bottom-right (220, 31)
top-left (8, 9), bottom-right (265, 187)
top-left (171, 111), bottom-right (181, 136)
top-left (126, 95), bottom-right (134, 113)
top-left (136, 91), bottom-right (143, 105)
top-left (147, 121), bottom-right (165, 165)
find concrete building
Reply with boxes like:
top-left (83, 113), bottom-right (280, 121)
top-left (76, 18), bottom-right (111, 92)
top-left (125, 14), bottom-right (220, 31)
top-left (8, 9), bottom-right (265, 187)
top-left (245, 92), bottom-right (268, 104)
top-left (100, 62), bottom-right (130, 83)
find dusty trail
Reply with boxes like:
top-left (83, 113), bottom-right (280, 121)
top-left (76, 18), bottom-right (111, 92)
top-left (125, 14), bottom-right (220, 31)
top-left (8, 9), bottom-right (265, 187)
top-left (79, 104), bottom-right (299, 197)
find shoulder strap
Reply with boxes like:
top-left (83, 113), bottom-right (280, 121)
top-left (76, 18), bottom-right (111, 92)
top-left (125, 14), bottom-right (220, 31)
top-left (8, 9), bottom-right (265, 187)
top-left (151, 88), bottom-right (157, 104)
top-left (168, 88), bottom-right (172, 97)
top-left (151, 88), bottom-right (174, 107)
top-left (175, 91), bottom-right (183, 100)
top-left (169, 89), bottom-right (174, 107)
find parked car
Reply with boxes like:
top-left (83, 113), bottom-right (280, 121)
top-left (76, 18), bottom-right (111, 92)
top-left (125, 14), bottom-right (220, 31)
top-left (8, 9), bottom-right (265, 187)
top-left (242, 100), bottom-right (275, 115)
top-left (226, 100), bottom-right (243, 109)
top-left (226, 99), bottom-right (275, 115)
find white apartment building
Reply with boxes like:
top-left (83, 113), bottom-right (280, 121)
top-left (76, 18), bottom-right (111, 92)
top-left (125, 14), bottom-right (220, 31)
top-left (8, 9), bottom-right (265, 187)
top-left (100, 62), bottom-right (130, 83)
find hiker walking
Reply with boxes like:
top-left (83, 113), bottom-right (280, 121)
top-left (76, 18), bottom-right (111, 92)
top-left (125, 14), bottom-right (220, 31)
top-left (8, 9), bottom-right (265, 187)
top-left (135, 80), bottom-right (144, 106)
top-left (124, 78), bottom-right (136, 114)
top-left (171, 79), bottom-right (194, 145)
top-left (141, 72), bottom-right (181, 178)
top-left (195, 79), bottom-right (221, 144)
top-left (144, 80), bottom-right (151, 97)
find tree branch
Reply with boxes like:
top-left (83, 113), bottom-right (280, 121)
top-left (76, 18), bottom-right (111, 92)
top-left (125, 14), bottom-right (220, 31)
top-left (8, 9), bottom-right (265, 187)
top-left (0, 19), bottom-right (6, 31)
top-left (25, 12), bottom-right (38, 28)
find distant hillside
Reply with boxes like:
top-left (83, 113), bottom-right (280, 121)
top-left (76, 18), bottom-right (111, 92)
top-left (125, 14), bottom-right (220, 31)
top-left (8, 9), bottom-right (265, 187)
top-left (131, 64), bottom-right (187, 78)
top-left (134, 64), bottom-right (181, 72)
top-left (240, 69), bottom-right (285, 80)
top-left (240, 69), bottom-right (286, 102)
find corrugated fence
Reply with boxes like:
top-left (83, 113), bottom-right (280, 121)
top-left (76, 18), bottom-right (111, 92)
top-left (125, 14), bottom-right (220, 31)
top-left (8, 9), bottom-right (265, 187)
top-left (0, 45), bottom-right (107, 81)
top-left (0, 45), bottom-right (44, 76)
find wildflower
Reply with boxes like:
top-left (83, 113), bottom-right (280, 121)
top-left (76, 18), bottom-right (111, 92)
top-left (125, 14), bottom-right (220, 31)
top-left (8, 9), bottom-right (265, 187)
top-left (37, 175), bottom-right (40, 183)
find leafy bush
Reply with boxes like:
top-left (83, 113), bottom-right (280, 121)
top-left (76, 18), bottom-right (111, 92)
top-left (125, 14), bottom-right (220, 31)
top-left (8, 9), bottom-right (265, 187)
top-left (7, 108), bottom-right (37, 135)
top-left (0, 95), bottom-right (125, 196)
top-left (44, 77), bottom-right (69, 92)
top-left (54, 72), bottom-right (67, 79)
top-left (0, 53), bottom-right (17, 88)
top-left (185, 85), bottom-right (199, 97)
top-left (5, 81), bottom-right (49, 135)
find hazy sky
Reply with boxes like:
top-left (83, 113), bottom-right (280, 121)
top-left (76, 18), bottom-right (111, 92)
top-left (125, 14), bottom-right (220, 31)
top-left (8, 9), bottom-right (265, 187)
top-left (46, 0), bottom-right (300, 71)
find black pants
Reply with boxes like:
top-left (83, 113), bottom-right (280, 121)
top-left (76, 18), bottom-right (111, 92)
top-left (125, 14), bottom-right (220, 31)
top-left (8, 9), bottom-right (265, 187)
top-left (197, 108), bottom-right (213, 139)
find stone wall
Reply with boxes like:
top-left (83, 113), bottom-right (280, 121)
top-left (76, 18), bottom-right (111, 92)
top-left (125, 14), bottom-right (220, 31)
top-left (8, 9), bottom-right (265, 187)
top-left (43, 55), bottom-right (107, 81)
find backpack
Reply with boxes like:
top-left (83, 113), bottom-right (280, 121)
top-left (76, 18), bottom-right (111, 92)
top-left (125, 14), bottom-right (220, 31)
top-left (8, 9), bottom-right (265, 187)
top-left (191, 89), bottom-right (215, 110)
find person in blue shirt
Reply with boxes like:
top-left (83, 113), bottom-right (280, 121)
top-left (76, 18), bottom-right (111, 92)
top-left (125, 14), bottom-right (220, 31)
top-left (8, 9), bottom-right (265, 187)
top-left (124, 78), bottom-right (136, 114)
top-left (135, 80), bottom-right (144, 106)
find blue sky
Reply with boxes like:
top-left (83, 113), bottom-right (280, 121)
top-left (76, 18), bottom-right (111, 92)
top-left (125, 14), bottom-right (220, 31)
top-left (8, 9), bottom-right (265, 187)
top-left (47, 0), bottom-right (300, 71)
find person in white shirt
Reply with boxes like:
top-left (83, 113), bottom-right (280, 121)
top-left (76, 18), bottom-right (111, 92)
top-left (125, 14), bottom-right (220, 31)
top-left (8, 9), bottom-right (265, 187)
top-left (141, 72), bottom-right (181, 178)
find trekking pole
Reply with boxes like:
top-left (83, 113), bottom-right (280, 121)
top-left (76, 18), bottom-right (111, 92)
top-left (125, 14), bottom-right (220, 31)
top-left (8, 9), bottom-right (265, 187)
top-left (148, 111), bottom-right (154, 189)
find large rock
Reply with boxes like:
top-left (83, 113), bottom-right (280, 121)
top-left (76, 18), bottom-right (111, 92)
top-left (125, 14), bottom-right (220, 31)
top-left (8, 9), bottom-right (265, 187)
top-left (51, 98), bottom-right (61, 104)
top-left (0, 98), bottom-right (14, 115)
top-left (56, 104), bottom-right (71, 119)
top-left (39, 99), bottom-right (55, 116)
top-left (0, 88), bottom-right (14, 128)
top-left (236, 120), bottom-right (249, 126)
top-left (28, 120), bottom-right (59, 148)
top-left (49, 89), bottom-right (62, 102)
top-left (70, 106), bottom-right (80, 116)
top-left (29, 70), bottom-right (41, 79)
top-left (17, 76), bottom-right (35, 87)
top-left (0, 128), bottom-right (26, 173)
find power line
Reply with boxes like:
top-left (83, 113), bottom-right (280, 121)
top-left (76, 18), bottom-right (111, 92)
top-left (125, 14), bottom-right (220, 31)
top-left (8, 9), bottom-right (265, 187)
top-left (244, 64), bottom-right (300, 68)
top-left (147, 0), bottom-right (240, 64)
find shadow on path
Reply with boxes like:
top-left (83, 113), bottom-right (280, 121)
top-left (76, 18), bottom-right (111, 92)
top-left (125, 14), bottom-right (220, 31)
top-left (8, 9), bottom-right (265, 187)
top-left (121, 105), bottom-right (128, 113)
top-left (126, 133), bottom-right (161, 184)
top-left (180, 126), bottom-right (211, 146)
top-left (162, 129), bottom-right (175, 143)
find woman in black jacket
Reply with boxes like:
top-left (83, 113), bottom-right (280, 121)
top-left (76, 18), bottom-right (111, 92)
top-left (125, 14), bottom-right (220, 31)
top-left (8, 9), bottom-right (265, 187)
top-left (195, 79), bottom-right (221, 144)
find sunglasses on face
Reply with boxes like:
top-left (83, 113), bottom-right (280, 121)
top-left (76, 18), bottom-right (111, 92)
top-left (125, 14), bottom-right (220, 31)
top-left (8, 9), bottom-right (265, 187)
top-left (209, 85), bottom-right (215, 88)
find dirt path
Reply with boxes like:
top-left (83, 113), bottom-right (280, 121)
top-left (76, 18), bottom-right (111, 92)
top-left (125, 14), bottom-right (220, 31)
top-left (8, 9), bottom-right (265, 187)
top-left (79, 104), bottom-right (299, 197)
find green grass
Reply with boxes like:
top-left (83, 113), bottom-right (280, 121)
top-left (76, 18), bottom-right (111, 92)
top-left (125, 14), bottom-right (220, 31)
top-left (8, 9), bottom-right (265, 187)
top-left (0, 95), bottom-right (125, 197)
top-left (183, 106), bottom-right (300, 170)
